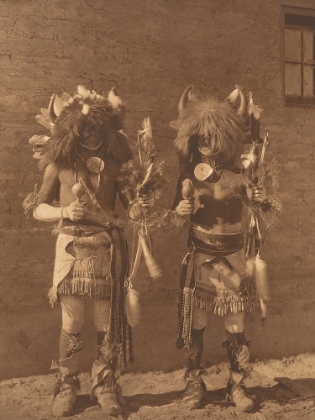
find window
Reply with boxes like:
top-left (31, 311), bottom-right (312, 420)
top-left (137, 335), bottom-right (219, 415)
top-left (284, 9), bottom-right (315, 105)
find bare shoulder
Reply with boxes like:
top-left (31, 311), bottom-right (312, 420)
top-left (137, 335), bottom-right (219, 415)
top-left (220, 165), bottom-right (247, 189)
top-left (43, 162), bottom-right (59, 179)
top-left (178, 169), bottom-right (194, 183)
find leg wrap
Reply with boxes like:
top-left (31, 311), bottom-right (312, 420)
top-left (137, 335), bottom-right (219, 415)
top-left (187, 327), bottom-right (205, 370)
top-left (60, 329), bottom-right (83, 359)
top-left (91, 332), bottom-right (118, 398)
top-left (53, 372), bottom-right (80, 397)
top-left (58, 329), bottom-right (83, 376)
top-left (96, 332), bottom-right (117, 372)
top-left (222, 330), bottom-right (251, 373)
top-left (223, 331), bottom-right (254, 412)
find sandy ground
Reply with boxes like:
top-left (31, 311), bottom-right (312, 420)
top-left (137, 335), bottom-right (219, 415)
top-left (2, 354), bottom-right (315, 420)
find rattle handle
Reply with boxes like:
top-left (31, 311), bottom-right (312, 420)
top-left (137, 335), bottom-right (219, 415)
top-left (182, 178), bottom-right (195, 200)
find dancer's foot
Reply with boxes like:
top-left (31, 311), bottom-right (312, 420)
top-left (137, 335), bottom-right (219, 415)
top-left (94, 372), bottom-right (124, 416)
top-left (182, 368), bottom-right (206, 409)
top-left (52, 374), bottom-right (79, 417)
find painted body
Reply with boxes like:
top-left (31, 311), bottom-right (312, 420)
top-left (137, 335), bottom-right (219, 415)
top-left (28, 86), bottom-right (148, 417)
top-left (171, 85), bottom-right (262, 412)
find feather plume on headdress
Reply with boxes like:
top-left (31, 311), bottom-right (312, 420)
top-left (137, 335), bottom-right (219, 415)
top-left (171, 94), bottom-right (244, 169)
top-left (248, 92), bottom-right (263, 143)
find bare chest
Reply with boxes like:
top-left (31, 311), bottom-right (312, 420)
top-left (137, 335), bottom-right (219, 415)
top-left (58, 159), bottom-right (120, 208)
top-left (193, 171), bottom-right (243, 202)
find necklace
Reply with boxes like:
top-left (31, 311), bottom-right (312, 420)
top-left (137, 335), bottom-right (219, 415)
top-left (194, 160), bottom-right (224, 182)
top-left (76, 151), bottom-right (105, 174)
top-left (79, 139), bottom-right (103, 151)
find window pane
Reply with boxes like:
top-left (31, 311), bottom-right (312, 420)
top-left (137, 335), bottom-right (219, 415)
top-left (285, 28), bottom-right (302, 62)
top-left (285, 63), bottom-right (302, 95)
top-left (303, 30), bottom-right (315, 62)
top-left (303, 65), bottom-right (315, 96)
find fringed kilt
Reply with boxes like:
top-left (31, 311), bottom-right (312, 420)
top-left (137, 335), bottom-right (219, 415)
top-left (177, 227), bottom-right (256, 351)
top-left (57, 227), bottom-right (112, 299)
top-left (49, 224), bottom-right (133, 370)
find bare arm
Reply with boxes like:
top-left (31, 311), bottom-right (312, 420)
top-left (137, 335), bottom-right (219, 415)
top-left (116, 178), bottom-right (134, 210)
top-left (33, 163), bottom-right (60, 221)
top-left (33, 163), bottom-right (84, 222)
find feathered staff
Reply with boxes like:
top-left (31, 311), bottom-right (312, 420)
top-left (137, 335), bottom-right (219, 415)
top-left (125, 117), bottom-right (162, 327)
top-left (242, 92), bottom-right (270, 328)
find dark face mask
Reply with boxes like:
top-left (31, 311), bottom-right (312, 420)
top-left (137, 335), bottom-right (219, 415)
top-left (81, 126), bottom-right (101, 142)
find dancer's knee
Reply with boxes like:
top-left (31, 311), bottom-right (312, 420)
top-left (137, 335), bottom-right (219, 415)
top-left (224, 312), bottom-right (244, 333)
top-left (94, 300), bottom-right (110, 332)
top-left (60, 295), bottom-right (85, 334)
top-left (192, 307), bottom-right (208, 330)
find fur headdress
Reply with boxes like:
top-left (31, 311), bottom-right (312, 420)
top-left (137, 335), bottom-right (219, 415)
top-left (170, 85), bottom-right (247, 169)
top-left (31, 85), bottom-right (133, 171)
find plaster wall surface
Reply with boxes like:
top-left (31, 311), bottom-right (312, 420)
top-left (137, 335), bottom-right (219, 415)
top-left (1, 0), bottom-right (315, 379)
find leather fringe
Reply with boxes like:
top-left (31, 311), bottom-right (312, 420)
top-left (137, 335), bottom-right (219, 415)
top-left (194, 294), bottom-right (255, 315)
top-left (57, 280), bottom-right (111, 300)
top-left (176, 246), bottom-right (255, 352)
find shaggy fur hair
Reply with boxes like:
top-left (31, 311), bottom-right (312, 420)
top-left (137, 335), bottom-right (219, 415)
top-left (171, 95), bottom-right (244, 170)
top-left (39, 96), bottom-right (132, 171)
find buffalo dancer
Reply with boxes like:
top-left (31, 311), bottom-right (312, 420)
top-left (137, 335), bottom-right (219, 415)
top-left (171, 85), bottom-right (267, 412)
top-left (25, 86), bottom-right (151, 417)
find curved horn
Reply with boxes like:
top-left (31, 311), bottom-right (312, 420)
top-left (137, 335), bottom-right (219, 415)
top-left (53, 95), bottom-right (65, 117)
top-left (47, 94), bottom-right (65, 123)
top-left (236, 87), bottom-right (247, 119)
top-left (226, 85), bottom-right (247, 118)
top-left (48, 94), bottom-right (57, 122)
top-left (178, 85), bottom-right (194, 114)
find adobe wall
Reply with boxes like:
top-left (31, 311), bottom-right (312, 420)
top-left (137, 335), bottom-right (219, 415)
top-left (1, 0), bottom-right (315, 379)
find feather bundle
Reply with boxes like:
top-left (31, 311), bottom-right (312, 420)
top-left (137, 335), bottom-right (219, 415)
top-left (260, 297), bottom-right (268, 323)
top-left (226, 86), bottom-right (240, 104)
top-left (108, 87), bottom-right (123, 108)
top-left (77, 85), bottom-right (91, 98)
top-left (241, 147), bottom-right (258, 169)
top-left (82, 103), bottom-right (90, 115)
top-left (245, 256), bottom-right (255, 278)
top-left (35, 108), bottom-right (54, 129)
top-left (248, 94), bottom-right (263, 142)
top-left (246, 254), bottom-right (270, 325)
top-left (248, 99), bottom-right (263, 120)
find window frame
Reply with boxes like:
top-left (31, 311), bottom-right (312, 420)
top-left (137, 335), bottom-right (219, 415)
top-left (282, 6), bottom-right (315, 107)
